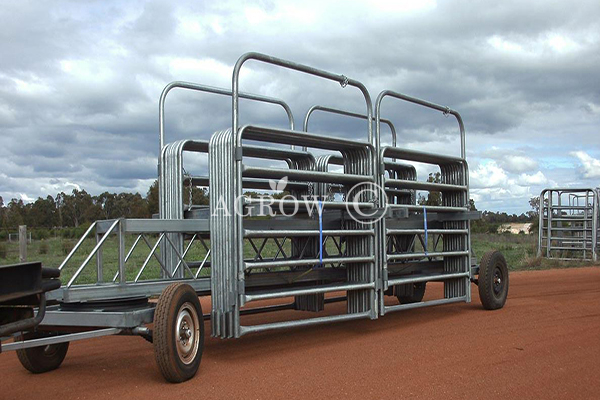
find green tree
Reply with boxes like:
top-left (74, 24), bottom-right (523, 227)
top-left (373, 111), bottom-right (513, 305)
top-left (528, 195), bottom-right (541, 233)
top-left (6, 198), bottom-right (26, 228)
top-left (528, 196), bottom-right (540, 219)
top-left (418, 172), bottom-right (442, 206)
top-left (29, 196), bottom-right (57, 228)
top-left (113, 193), bottom-right (148, 218)
top-left (469, 198), bottom-right (477, 211)
top-left (147, 180), bottom-right (159, 216)
top-left (97, 192), bottom-right (117, 220)
top-left (61, 189), bottom-right (97, 227)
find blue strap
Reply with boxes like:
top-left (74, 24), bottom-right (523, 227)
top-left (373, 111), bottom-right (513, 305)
top-left (423, 205), bottom-right (428, 256)
top-left (318, 199), bottom-right (324, 266)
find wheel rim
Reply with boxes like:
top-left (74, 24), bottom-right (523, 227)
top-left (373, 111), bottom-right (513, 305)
top-left (43, 345), bottom-right (60, 358)
top-left (493, 265), bottom-right (504, 296)
top-left (175, 302), bottom-right (200, 365)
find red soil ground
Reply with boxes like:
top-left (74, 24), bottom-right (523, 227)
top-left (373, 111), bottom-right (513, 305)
top-left (1, 267), bottom-right (599, 400)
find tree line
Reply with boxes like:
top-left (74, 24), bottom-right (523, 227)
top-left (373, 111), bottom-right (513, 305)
top-left (0, 175), bottom-right (538, 237)
top-left (0, 181), bottom-right (211, 238)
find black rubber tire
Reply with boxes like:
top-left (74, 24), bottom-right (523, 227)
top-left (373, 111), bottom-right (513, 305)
top-left (16, 334), bottom-right (69, 374)
top-left (478, 250), bottom-right (509, 310)
top-left (396, 282), bottom-right (426, 304)
top-left (153, 283), bottom-right (204, 383)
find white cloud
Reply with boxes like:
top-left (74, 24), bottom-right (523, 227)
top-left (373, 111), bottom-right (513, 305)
top-left (19, 193), bottom-right (34, 202)
top-left (546, 33), bottom-right (581, 53)
top-left (1, 0), bottom-right (599, 215)
top-left (369, 0), bottom-right (437, 13)
top-left (517, 171), bottom-right (548, 185)
top-left (64, 182), bottom-right (82, 191)
top-left (488, 35), bottom-right (525, 54)
top-left (500, 155), bottom-right (538, 174)
top-left (469, 161), bottom-right (544, 211)
top-left (570, 151), bottom-right (600, 179)
top-left (470, 161), bottom-right (509, 189)
top-left (480, 147), bottom-right (538, 173)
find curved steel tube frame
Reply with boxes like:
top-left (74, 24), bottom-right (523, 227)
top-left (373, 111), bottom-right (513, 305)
top-left (303, 104), bottom-right (397, 149)
top-left (158, 81), bottom-right (296, 218)
top-left (157, 81), bottom-right (297, 279)
top-left (375, 90), bottom-right (466, 160)
top-left (537, 188), bottom-right (598, 261)
top-left (215, 52), bottom-right (378, 337)
top-left (159, 81), bottom-right (295, 155)
top-left (375, 90), bottom-right (473, 313)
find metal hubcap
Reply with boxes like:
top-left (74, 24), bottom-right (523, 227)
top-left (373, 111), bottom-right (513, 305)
top-left (43, 344), bottom-right (59, 357)
top-left (175, 302), bottom-right (200, 365)
top-left (493, 266), bottom-right (504, 295)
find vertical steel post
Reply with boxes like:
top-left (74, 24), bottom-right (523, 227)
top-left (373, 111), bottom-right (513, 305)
top-left (537, 190), bottom-right (545, 257)
top-left (547, 191), bottom-right (552, 258)
top-left (593, 190), bottom-right (598, 262)
top-left (118, 220), bottom-right (125, 284)
top-left (96, 228), bottom-right (104, 284)
top-left (584, 191), bottom-right (589, 260)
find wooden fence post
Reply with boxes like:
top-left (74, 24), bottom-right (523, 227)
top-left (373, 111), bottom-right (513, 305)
top-left (19, 225), bottom-right (27, 263)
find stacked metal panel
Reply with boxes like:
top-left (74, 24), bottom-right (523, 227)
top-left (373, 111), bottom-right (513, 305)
top-left (538, 188), bottom-right (599, 262)
top-left (160, 140), bottom-right (209, 278)
top-left (54, 52), bottom-right (484, 339)
top-left (209, 126), bottom-right (379, 337)
top-left (157, 81), bottom-right (296, 282)
top-left (375, 90), bottom-right (474, 315)
top-left (208, 129), bottom-right (237, 338)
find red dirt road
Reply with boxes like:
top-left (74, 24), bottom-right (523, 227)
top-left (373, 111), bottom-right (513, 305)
top-left (1, 267), bottom-right (599, 400)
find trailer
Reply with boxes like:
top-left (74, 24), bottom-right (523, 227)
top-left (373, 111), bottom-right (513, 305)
top-left (0, 52), bottom-right (509, 383)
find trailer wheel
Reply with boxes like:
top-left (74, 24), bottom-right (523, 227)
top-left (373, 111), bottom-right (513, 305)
top-left (478, 250), bottom-right (509, 310)
top-left (16, 334), bottom-right (69, 374)
top-left (396, 282), bottom-right (426, 304)
top-left (153, 283), bottom-right (204, 383)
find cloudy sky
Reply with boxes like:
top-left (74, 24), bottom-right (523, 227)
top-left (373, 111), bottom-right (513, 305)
top-left (1, 0), bottom-right (599, 213)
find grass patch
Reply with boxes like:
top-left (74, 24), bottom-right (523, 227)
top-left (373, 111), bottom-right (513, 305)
top-left (471, 232), bottom-right (596, 271)
top-left (1, 232), bottom-right (595, 285)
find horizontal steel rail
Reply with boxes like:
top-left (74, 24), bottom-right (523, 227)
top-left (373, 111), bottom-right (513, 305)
top-left (243, 197), bottom-right (376, 210)
top-left (244, 256), bottom-right (375, 270)
top-left (239, 311), bottom-right (372, 336)
top-left (381, 147), bottom-right (465, 165)
top-left (187, 176), bottom-right (310, 191)
top-left (383, 296), bottom-right (467, 314)
top-left (387, 251), bottom-right (470, 261)
top-left (244, 282), bottom-right (375, 302)
top-left (388, 204), bottom-right (469, 213)
top-left (237, 124), bottom-right (373, 151)
top-left (244, 229), bottom-right (374, 238)
top-left (40, 305), bottom-right (155, 328)
top-left (242, 166), bottom-right (372, 184)
top-left (385, 179), bottom-right (467, 192)
top-left (2, 328), bottom-right (122, 352)
top-left (386, 228), bottom-right (469, 235)
top-left (543, 246), bottom-right (591, 251)
top-left (387, 271), bottom-right (470, 286)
